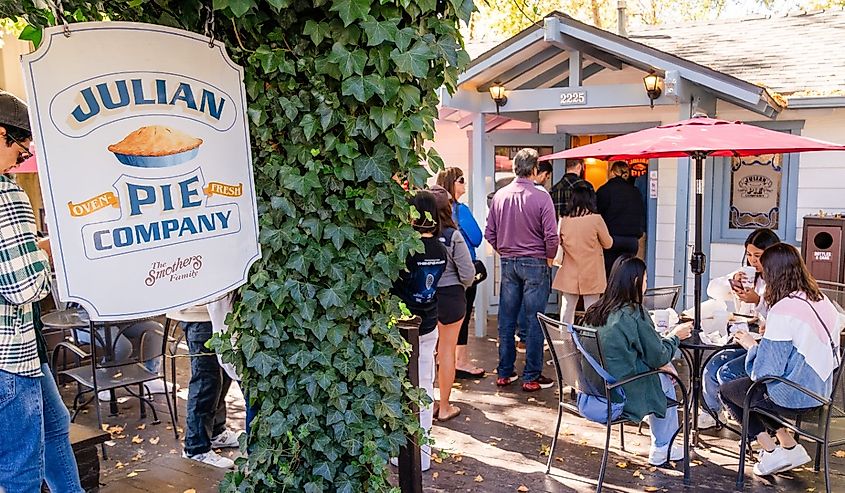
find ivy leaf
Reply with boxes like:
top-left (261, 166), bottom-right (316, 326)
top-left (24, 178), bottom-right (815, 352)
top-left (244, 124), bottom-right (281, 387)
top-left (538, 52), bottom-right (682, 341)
top-left (249, 352), bottom-right (276, 377)
top-left (328, 43), bottom-right (367, 78)
top-left (369, 107), bottom-right (398, 131)
top-left (398, 85), bottom-right (421, 112)
top-left (317, 286), bottom-right (344, 309)
top-left (267, 0), bottom-right (291, 11)
top-left (303, 20), bottom-right (332, 46)
top-left (361, 17), bottom-right (399, 46)
top-left (354, 144), bottom-right (393, 183)
top-left (227, 0), bottom-right (254, 17)
top-left (341, 74), bottom-right (384, 103)
top-left (329, 0), bottom-right (371, 26)
top-left (390, 42), bottom-right (436, 78)
top-left (300, 114), bottom-right (320, 140)
top-left (18, 25), bottom-right (42, 49)
top-left (370, 355), bottom-right (396, 378)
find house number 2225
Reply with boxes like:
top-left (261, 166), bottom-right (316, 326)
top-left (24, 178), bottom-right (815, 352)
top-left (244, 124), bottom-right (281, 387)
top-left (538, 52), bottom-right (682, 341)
top-left (559, 91), bottom-right (587, 106)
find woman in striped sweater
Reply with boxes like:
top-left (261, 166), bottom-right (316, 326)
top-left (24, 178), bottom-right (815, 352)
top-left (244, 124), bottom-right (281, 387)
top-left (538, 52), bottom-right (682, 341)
top-left (720, 243), bottom-right (841, 476)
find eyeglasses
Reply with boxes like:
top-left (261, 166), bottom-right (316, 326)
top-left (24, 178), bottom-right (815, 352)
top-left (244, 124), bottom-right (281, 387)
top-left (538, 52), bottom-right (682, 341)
top-left (456, 176), bottom-right (465, 184)
top-left (7, 134), bottom-right (32, 165)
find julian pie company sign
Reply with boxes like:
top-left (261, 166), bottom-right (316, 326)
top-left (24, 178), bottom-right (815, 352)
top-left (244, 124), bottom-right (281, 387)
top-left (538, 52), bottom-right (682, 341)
top-left (22, 22), bottom-right (260, 320)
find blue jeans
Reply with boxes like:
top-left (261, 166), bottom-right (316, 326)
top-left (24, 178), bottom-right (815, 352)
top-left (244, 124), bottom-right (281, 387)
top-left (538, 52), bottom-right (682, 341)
top-left (516, 305), bottom-right (528, 341)
top-left (701, 348), bottom-right (747, 413)
top-left (41, 364), bottom-right (84, 493)
top-left (497, 257), bottom-right (550, 382)
top-left (650, 373), bottom-right (680, 448)
top-left (184, 322), bottom-right (232, 456)
top-left (0, 370), bottom-right (44, 493)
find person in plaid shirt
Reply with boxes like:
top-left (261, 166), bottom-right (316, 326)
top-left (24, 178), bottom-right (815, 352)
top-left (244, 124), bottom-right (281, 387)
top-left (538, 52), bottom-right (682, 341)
top-left (0, 91), bottom-right (83, 492)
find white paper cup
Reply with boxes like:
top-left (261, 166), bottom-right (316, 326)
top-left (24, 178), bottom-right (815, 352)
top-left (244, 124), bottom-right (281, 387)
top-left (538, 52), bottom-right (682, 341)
top-left (740, 266), bottom-right (757, 289)
top-left (654, 309), bottom-right (670, 333)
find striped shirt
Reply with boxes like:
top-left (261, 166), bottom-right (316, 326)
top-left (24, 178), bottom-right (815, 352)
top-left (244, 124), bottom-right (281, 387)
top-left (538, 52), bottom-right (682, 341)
top-left (0, 175), bottom-right (51, 378)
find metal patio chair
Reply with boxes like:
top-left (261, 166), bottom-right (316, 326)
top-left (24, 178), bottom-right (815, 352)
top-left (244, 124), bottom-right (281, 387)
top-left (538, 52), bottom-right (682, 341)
top-left (538, 313), bottom-right (691, 492)
top-left (643, 285), bottom-right (682, 311)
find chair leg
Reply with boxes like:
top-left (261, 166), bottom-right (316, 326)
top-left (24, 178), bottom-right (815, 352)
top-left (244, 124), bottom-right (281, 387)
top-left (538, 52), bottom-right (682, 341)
top-left (160, 378), bottom-right (180, 439)
top-left (736, 422), bottom-right (749, 490)
top-left (815, 442), bottom-right (822, 472)
top-left (139, 384), bottom-right (147, 419)
top-left (637, 421), bottom-right (645, 436)
top-left (823, 442), bottom-right (831, 493)
top-left (93, 389), bottom-right (108, 461)
top-left (597, 424), bottom-right (613, 493)
top-left (546, 404), bottom-right (564, 474)
top-left (618, 423), bottom-right (626, 451)
top-left (171, 355), bottom-right (179, 423)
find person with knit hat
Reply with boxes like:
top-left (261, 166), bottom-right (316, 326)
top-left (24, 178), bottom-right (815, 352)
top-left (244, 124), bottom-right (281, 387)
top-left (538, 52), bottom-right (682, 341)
top-left (0, 90), bottom-right (84, 492)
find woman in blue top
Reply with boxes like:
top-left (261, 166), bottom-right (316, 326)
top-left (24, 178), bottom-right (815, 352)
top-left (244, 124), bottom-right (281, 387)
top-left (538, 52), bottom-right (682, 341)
top-left (720, 244), bottom-right (840, 476)
top-left (437, 167), bottom-right (485, 378)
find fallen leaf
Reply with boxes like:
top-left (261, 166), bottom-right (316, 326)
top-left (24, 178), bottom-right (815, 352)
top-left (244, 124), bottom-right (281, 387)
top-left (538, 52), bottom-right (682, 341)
top-left (834, 450), bottom-right (845, 458)
top-left (131, 435), bottom-right (144, 444)
top-left (455, 470), bottom-right (466, 476)
top-left (149, 437), bottom-right (160, 445)
top-left (432, 472), bottom-right (439, 479)
top-left (183, 490), bottom-right (197, 493)
top-left (527, 397), bottom-right (536, 402)
top-left (539, 444), bottom-right (551, 457)
top-left (633, 470), bottom-right (644, 479)
top-left (474, 475), bottom-right (484, 482)
top-left (127, 472), bottom-right (138, 478)
top-left (692, 459), bottom-right (703, 465)
top-left (166, 426), bottom-right (173, 430)
top-left (433, 455), bottom-right (443, 464)
top-left (115, 462), bottom-right (125, 470)
top-left (644, 488), bottom-right (659, 492)
top-left (101, 424), bottom-right (110, 432)
top-left (807, 488), bottom-right (816, 492)
top-left (647, 466), bottom-right (657, 472)
top-left (490, 436), bottom-right (503, 441)
top-left (555, 456), bottom-right (564, 463)
top-left (517, 486), bottom-right (529, 492)
top-left (137, 424), bottom-right (146, 430)
top-left (616, 461), bottom-right (628, 469)
top-left (113, 372), bottom-right (123, 378)
top-left (169, 449), bottom-right (178, 454)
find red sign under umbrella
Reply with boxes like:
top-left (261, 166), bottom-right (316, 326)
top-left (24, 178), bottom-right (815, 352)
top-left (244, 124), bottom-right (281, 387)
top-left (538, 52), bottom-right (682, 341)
top-left (540, 115), bottom-right (845, 332)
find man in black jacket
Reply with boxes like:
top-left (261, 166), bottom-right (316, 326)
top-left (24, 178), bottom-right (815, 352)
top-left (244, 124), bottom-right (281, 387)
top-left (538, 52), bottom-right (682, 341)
top-left (597, 161), bottom-right (645, 276)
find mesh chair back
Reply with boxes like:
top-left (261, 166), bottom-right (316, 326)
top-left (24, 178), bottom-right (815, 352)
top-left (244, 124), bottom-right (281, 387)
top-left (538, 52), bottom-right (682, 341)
top-left (643, 285), bottom-right (682, 311)
top-left (537, 313), bottom-right (591, 392)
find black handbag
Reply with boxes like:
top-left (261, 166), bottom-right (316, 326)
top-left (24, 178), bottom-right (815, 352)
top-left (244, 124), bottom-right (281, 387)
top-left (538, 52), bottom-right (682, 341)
top-left (472, 260), bottom-right (487, 286)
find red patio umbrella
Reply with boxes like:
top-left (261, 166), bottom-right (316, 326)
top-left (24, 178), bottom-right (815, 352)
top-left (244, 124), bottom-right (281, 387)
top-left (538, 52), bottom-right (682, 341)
top-left (540, 116), bottom-right (845, 333)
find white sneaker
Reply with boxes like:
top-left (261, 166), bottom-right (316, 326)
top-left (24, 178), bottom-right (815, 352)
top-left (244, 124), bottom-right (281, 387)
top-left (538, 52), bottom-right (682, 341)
top-left (780, 444), bottom-right (812, 472)
top-left (144, 379), bottom-right (178, 395)
top-left (182, 450), bottom-right (235, 469)
top-left (648, 442), bottom-right (685, 465)
top-left (697, 410), bottom-right (717, 430)
top-left (211, 429), bottom-right (243, 448)
top-left (752, 447), bottom-right (792, 476)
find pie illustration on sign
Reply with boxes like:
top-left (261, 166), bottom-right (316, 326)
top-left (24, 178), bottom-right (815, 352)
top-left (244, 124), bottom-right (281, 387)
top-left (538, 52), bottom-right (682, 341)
top-left (109, 125), bottom-right (203, 168)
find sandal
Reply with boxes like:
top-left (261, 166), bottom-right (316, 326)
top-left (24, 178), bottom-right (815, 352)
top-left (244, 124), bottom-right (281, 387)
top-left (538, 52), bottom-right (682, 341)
top-left (436, 405), bottom-right (462, 422)
top-left (455, 368), bottom-right (486, 379)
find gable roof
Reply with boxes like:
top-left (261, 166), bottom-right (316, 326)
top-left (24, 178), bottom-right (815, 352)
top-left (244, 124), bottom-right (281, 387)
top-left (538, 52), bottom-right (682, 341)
top-left (628, 9), bottom-right (845, 97)
top-left (457, 12), bottom-right (782, 116)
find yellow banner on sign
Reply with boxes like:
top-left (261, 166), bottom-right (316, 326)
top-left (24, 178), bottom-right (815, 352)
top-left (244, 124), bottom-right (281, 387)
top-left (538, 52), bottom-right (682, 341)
top-left (204, 181), bottom-right (243, 197)
top-left (67, 192), bottom-right (119, 217)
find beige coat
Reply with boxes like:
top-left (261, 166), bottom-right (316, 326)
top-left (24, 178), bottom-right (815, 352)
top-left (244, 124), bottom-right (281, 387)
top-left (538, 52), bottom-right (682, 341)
top-left (552, 214), bottom-right (613, 295)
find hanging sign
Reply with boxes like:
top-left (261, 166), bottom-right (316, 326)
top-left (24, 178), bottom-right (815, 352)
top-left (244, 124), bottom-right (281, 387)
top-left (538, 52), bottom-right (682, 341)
top-left (22, 22), bottom-right (260, 320)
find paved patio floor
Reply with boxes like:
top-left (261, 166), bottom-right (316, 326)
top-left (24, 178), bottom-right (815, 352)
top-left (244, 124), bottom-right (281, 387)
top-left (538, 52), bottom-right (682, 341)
top-left (69, 316), bottom-right (845, 492)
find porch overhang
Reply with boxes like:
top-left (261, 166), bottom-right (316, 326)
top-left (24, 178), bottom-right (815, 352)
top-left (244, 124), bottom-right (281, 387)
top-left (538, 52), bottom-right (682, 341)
top-left (444, 13), bottom-right (783, 119)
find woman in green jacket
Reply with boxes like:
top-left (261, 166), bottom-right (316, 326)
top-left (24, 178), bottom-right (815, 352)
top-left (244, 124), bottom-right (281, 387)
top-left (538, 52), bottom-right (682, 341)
top-left (583, 256), bottom-right (692, 465)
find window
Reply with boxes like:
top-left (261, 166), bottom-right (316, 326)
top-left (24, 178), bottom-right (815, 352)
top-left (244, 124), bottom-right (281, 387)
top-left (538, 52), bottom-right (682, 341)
top-left (709, 123), bottom-right (801, 244)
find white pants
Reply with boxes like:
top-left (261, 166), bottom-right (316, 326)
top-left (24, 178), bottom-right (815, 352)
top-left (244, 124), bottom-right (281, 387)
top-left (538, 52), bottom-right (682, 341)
top-left (418, 328), bottom-right (439, 471)
top-left (559, 293), bottom-right (601, 325)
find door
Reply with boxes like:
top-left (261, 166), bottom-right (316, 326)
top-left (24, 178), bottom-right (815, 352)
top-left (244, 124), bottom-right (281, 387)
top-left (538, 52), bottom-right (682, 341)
top-left (478, 132), bottom-right (567, 316)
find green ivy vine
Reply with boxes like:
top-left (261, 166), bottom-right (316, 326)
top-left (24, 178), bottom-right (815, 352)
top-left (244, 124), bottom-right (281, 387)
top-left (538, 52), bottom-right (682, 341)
top-left (2, 0), bottom-right (472, 491)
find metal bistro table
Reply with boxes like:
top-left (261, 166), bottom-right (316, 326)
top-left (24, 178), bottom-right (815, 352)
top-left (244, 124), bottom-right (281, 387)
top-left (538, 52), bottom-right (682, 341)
top-left (678, 319), bottom-right (759, 445)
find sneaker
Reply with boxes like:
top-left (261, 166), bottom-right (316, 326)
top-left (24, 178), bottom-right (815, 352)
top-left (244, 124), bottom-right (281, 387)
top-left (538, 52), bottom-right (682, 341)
top-left (211, 429), bottom-right (243, 448)
top-left (516, 341), bottom-right (527, 353)
top-left (522, 376), bottom-right (554, 392)
top-left (697, 410), bottom-right (718, 430)
top-left (496, 373), bottom-right (519, 387)
top-left (780, 444), bottom-right (812, 472)
top-left (648, 442), bottom-right (685, 466)
top-left (144, 379), bottom-right (178, 395)
top-left (752, 447), bottom-right (792, 476)
top-left (182, 450), bottom-right (235, 469)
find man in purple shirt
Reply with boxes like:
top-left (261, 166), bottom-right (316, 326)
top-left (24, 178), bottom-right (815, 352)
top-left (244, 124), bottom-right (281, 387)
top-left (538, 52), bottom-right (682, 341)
top-left (485, 148), bottom-right (559, 392)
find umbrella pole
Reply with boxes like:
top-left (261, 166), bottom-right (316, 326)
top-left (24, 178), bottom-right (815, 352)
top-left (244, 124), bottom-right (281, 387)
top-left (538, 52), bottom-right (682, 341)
top-left (690, 153), bottom-right (707, 334)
